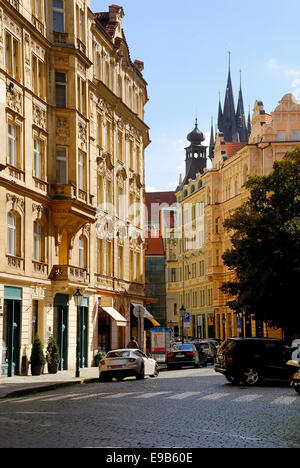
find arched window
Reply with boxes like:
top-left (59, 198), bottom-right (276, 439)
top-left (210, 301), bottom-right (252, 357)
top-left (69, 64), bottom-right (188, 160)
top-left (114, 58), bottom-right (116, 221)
top-left (33, 221), bottom-right (42, 262)
top-left (7, 212), bottom-right (17, 256)
top-left (79, 236), bottom-right (87, 269)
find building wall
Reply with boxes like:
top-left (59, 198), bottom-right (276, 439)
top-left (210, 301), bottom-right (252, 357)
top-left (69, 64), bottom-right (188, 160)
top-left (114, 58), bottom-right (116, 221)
top-left (0, 0), bottom-right (149, 376)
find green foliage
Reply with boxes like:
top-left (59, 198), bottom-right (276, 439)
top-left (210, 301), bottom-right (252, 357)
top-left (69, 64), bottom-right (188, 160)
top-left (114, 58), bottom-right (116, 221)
top-left (30, 336), bottom-right (46, 366)
top-left (221, 148), bottom-right (300, 331)
top-left (46, 336), bottom-right (60, 365)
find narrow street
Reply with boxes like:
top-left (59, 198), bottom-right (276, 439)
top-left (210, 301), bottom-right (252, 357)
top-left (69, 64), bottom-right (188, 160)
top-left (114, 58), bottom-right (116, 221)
top-left (0, 366), bottom-right (299, 448)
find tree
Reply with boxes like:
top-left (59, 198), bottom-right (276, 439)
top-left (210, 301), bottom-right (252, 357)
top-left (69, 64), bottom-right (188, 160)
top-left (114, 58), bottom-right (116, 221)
top-left (221, 148), bottom-right (300, 341)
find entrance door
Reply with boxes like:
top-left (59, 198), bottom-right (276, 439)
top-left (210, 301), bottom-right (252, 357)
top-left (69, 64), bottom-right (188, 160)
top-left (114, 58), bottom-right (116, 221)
top-left (57, 306), bottom-right (68, 370)
top-left (79, 306), bottom-right (88, 368)
top-left (2, 299), bottom-right (21, 377)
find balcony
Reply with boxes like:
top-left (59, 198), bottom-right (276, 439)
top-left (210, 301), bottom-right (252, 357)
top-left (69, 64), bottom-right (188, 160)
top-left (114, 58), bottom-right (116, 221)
top-left (7, 255), bottom-right (24, 271)
top-left (32, 261), bottom-right (48, 276)
top-left (7, 165), bottom-right (25, 182)
top-left (50, 265), bottom-right (90, 285)
top-left (32, 15), bottom-right (45, 35)
top-left (7, 0), bottom-right (19, 11)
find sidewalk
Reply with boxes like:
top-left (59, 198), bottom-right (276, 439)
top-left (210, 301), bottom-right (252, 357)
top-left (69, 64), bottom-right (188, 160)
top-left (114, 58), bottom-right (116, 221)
top-left (0, 367), bottom-right (99, 399)
top-left (0, 364), bottom-right (168, 399)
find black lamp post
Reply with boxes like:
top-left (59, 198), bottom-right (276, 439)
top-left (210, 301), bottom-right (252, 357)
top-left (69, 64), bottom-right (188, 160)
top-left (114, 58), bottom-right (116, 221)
top-left (73, 288), bottom-right (83, 378)
top-left (180, 305), bottom-right (186, 344)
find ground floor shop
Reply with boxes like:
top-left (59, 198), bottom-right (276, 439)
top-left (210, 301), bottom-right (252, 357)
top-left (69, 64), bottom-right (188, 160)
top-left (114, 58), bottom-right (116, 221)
top-left (0, 280), bottom-right (147, 377)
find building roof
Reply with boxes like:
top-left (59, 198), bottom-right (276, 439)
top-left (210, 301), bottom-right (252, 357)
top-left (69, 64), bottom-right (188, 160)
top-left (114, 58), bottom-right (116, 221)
top-left (145, 235), bottom-right (165, 256)
top-left (225, 142), bottom-right (247, 158)
top-left (145, 191), bottom-right (176, 225)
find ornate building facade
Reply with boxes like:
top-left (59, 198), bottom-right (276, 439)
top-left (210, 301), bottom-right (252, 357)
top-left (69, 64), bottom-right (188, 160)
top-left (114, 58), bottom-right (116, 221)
top-left (0, 0), bottom-right (149, 377)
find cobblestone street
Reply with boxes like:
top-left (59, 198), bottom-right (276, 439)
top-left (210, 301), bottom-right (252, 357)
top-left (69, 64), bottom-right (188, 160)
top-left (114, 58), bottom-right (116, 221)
top-left (0, 367), bottom-right (299, 448)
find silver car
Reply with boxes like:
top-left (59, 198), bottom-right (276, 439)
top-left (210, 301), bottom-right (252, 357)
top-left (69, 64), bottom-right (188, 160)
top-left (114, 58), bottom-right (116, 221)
top-left (99, 349), bottom-right (159, 381)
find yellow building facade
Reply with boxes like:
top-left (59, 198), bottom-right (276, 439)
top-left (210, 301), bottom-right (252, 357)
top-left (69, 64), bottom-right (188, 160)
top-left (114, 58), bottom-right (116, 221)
top-left (0, 0), bottom-right (149, 376)
top-left (203, 94), bottom-right (300, 340)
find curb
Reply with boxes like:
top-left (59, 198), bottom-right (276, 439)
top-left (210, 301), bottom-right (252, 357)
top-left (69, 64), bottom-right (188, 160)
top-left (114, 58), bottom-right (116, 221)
top-left (1, 377), bottom-right (99, 400)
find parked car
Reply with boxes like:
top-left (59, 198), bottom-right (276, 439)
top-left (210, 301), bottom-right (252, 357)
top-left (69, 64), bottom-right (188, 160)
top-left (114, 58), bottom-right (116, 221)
top-left (193, 339), bottom-right (219, 363)
top-left (214, 337), bottom-right (296, 386)
top-left (99, 349), bottom-right (159, 381)
top-left (167, 343), bottom-right (206, 369)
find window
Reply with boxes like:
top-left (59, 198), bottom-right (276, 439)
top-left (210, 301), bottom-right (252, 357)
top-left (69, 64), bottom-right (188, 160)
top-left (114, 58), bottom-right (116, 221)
top-left (32, 55), bottom-right (45, 98)
top-left (33, 138), bottom-right (42, 179)
top-left (55, 72), bottom-right (67, 108)
top-left (5, 32), bottom-right (20, 80)
top-left (53, 0), bottom-right (65, 33)
top-left (97, 239), bottom-right (104, 274)
top-left (118, 246), bottom-right (124, 279)
top-left (32, 0), bottom-right (42, 19)
top-left (79, 236), bottom-right (87, 269)
top-left (33, 221), bottom-right (42, 262)
top-left (56, 147), bottom-right (68, 184)
top-left (292, 131), bottom-right (300, 141)
top-left (117, 132), bottom-right (123, 161)
top-left (277, 131), bottom-right (285, 142)
top-left (106, 242), bottom-right (112, 276)
top-left (78, 151), bottom-right (86, 190)
top-left (76, 6), bottom-right (85, 41)
top-left (8, 123), bottom-right (18, 167)
top-left (7, 212), bottom-right (17, 256)
top-left (77, 77), bottom-right (86, 115)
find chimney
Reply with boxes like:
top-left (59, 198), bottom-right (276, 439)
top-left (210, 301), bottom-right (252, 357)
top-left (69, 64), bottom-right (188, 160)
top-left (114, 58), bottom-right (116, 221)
top-left (134, 60), bottom-right (144, 73)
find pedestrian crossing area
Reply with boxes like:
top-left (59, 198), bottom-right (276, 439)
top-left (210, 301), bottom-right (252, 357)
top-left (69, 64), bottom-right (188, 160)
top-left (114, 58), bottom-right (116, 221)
top-left (1, 389), bottom-right (299, 406)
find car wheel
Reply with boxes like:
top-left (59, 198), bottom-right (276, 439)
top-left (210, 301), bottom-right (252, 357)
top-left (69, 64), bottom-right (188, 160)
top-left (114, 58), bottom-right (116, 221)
top-left (225, 373), bottom-right (241, 385)
top-left (115, 375), bottom-right (123, 381)
top-left (243, 367), bottom-right (263, 386)
top-left (150, 364), bottom-right (159, 377)
top-left (99, 374), bottom-right (110, 382)
top-left (136, 364), bottom-right (145, 380)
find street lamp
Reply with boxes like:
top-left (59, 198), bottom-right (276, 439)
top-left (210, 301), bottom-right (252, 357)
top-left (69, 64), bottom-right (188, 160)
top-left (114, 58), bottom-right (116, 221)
top-left (73, 288), bottom-right (83, 378)
top-left (180, 305), bottom-right (186, 344)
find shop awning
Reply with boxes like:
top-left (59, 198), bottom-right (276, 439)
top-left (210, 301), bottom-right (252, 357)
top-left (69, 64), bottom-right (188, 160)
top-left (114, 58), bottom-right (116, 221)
top-left (131, 302), bottom-right (160, 326)
top-left (101, 307), bottom-right (127, 327)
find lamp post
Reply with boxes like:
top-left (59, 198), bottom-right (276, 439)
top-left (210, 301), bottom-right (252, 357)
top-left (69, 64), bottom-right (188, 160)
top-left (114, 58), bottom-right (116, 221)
top-left (73, 288), bottom-right (83, 378)
top-left (180, 305), bottom-right (186, 344)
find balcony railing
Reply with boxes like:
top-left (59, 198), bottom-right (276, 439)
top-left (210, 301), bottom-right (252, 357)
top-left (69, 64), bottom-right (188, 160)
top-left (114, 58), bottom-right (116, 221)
top-left (7, 255), bottom-right (24, 270)
top-left (7, 165), bottom-right (25, 182)
top-left (7, 0), bottom-right (20, 11)
top-left (32, 261), bottom-right (48, 276)
top-left (50, 265), bottom-right (89, 284)
top-left (32, 15), bottom-right (45, 35)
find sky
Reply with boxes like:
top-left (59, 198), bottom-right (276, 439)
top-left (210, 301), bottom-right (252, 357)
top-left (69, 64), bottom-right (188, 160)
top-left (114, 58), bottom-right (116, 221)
top-left (90, 0), bottom-right (300, 192)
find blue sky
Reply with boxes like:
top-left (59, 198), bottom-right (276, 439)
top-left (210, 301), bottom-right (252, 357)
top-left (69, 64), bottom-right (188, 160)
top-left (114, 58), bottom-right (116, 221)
top-left (91, 0), bottom-right (300, 191)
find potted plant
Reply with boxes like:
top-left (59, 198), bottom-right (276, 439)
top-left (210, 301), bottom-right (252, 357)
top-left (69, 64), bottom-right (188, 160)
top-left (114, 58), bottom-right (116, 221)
top-left (46, 336), bottom-right (60, 374)
top-left (30, 336), bottom-right (46, 376)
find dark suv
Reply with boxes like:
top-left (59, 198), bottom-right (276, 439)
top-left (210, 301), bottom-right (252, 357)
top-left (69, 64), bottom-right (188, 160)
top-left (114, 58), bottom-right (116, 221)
top-left (214, 338), bottom-right (295, 386)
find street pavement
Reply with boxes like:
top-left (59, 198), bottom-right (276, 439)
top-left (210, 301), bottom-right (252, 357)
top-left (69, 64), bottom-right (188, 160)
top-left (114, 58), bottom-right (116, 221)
top-left (0, 366), bottom-right (299, 448)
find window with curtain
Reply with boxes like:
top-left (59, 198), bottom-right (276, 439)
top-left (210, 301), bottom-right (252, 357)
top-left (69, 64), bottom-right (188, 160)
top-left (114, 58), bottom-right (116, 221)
top-left (55, 71), bottom-right (67, 108)
top-left (8, 123), bottom-right (18, 167)
top-left (79, 236), bottom-right (87, 269)
top-left (56, 146), bottom-right (68, 184)
top-left (33, 138), bottom-right (42, 179)
top-left (7, 212), bottom-right (17, 256)
top-left (33, 221), bottom-right (42, 262)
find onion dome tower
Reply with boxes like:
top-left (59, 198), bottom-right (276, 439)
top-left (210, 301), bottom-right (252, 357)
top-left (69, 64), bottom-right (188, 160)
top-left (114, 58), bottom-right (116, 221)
top-left (178, 119), bottom-right (207, 190)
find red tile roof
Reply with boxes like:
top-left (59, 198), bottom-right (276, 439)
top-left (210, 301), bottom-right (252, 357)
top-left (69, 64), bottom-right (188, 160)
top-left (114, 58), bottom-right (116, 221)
top-left (225, 142), bottom-right (247, 158)
top-left (146, 236), bottom-right (165, 256)
top-left (145, 191), bottom-right (176, 224)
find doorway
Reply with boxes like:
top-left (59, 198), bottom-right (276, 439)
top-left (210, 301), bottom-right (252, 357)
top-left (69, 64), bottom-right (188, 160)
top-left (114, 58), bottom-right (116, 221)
top-left (79, 300), bottom-right (88, 368)
top-left (2, 287), bottom-right (22, 377)
top-left (54, 294), bottom-right (69, 371)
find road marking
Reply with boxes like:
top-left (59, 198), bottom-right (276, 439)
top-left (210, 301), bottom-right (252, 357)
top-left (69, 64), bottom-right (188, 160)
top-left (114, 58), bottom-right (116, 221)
top-left (133, 392), bottom-right (171, 399)
top-left (70, 393), bottom-right (109, 401)
top-left (40, 393), bottom-right (84, 402)
top-left (101, 392), bottom-right (140, 399)
top-left (198, 392), bottom-right (230, 401)
top-left (167, 392), bottom-right (201, 400)
top-left (271, 396), bottom-right (299, 405)
top-left (233, 394), bottom-right (263, 402)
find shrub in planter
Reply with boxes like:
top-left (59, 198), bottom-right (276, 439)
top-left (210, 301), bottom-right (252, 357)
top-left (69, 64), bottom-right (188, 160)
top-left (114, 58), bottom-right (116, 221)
top-left (30, 336), bottom-right (46, 376)
top-left (46, 336), bottom-right (60, 374)
top-left (94, 351), bottom-right (106, 367)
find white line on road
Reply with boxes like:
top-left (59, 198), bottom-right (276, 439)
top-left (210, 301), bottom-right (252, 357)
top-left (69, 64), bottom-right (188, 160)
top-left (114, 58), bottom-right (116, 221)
top-left (133, 392), bottom-right (171, 399)
top-left (167, 392), bottom-right (201, 400)
top-left (198, 392), bottom-right (230, 401)
top-left (70, 393), bottom-right (110, 401)
top-left (233, 394), bottom-right (263, 402)
top-left (101, 392), bottom-right (140, 399)
top-left (271, 395), bottom-right (299, 405)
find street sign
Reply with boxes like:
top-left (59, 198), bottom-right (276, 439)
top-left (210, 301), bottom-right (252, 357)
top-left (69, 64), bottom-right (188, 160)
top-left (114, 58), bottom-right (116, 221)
top-left (183, 312), bottom-right (190, 323)
top-left (133, 305), bottom-right (145, 319)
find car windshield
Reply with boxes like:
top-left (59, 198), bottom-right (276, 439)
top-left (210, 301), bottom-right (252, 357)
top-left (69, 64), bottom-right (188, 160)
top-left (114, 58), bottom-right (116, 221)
top-left (106, 351), bottom-right (131, 358)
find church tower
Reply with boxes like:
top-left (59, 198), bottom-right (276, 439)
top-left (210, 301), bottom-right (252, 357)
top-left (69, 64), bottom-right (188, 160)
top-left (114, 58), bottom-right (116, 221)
top-left (177, 119), bottom-right (207, 190)
top-left (217, 52), bottom-right (249, 143)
